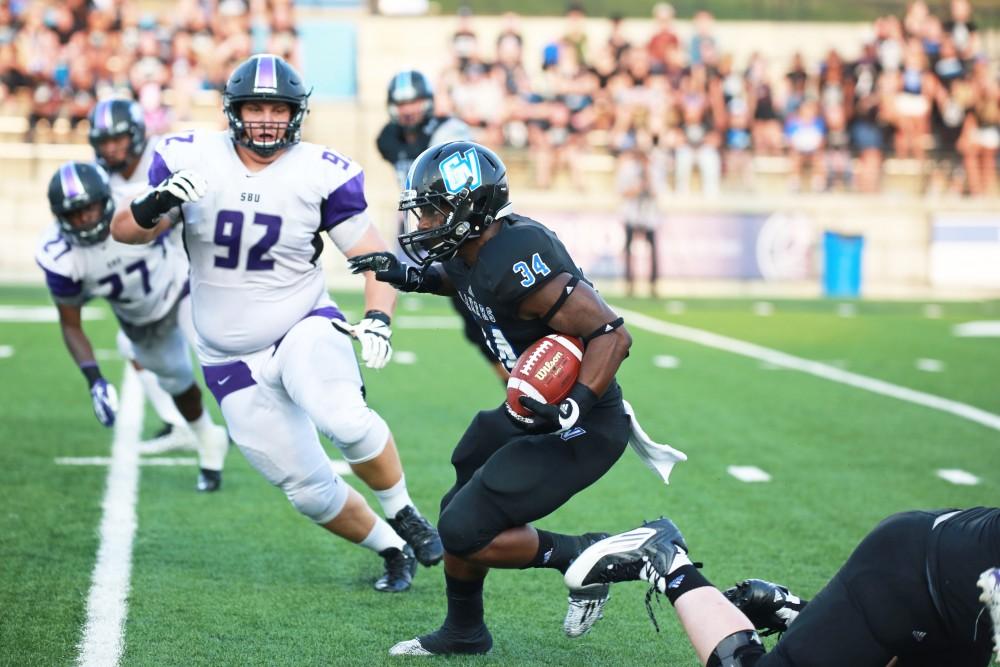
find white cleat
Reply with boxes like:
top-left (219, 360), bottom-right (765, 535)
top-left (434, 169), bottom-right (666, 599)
top-left (978, 567), bottom-right (1000, 664)
top-left (388, 638), bottom-right (433, 656)
top-left (563, 584), bottom-right (610, 638)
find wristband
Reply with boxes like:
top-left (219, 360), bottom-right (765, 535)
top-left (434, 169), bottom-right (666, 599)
top-left (80, 362), bottom-right (102, 388)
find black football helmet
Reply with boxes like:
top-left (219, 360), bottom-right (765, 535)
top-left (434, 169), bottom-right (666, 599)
top-left (88, 98), bottom-right (147, 173)
top-left (223, 53), bottom-right (310, 157)
top-left (387, 70), bottom-right (434, 129)
top-left (47, 162), bottom-right (115, 246)
top-left (398, 141), bottom-right (512, 267)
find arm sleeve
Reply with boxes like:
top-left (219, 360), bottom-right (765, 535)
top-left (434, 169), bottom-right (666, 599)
top-left (325, 211), bottom-right (372, 254)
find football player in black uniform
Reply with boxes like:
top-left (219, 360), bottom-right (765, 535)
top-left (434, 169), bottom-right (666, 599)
top-left (349, 141), bottom-right (634, 655)
top-left (375, 71), bottom-right (508, 382)
top-left (565, 508), bottom-right (1000, 666)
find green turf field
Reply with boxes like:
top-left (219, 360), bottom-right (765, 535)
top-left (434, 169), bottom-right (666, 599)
top-left (1, 285), bottom-right (997, 665)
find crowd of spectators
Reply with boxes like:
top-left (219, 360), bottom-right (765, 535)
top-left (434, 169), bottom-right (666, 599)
top-left (2, 0), bottom-right (996, 197)
top-left (0, 0), bottom-right (300, 140)
top-left (435, 1), bottom-right (998, 197)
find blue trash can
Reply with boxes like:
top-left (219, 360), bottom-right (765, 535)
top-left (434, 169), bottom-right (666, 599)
top-left (823, 231), bottom-right (864, 298)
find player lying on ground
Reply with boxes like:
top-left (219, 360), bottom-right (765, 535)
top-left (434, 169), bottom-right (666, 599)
top-left (565, 507), bottom-right (1000, 666)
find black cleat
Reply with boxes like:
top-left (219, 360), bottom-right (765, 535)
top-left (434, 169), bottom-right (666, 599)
top-left (723, 579), bottom-right (805, 635)
top-left (196, 468), bottom-right (222, 493)
top-left (374, 544), bottom-right (417, 592)
top-left (564, 518), bottom-right (688, 590)
top-left (389, 625), bottom-right (492, 656)
top-left (388, 506), bottom-right (443, 567)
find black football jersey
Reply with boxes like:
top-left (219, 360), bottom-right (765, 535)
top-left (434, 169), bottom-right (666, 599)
top-left (376, 116), bottom-right (468, 187)
top-left (926, 507), bottom-right (1000, 647)
top-left (442, 214), bottom-right (622, 403)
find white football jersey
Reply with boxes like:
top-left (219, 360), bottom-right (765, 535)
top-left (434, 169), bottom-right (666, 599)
top-left (150, 131), bottom-right (370, 361)
top-left (35, 223), bottom-right (189, 326)
top-left (108, 138), bottom-right (159, 212)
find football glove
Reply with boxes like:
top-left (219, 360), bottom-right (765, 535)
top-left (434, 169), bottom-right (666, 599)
top-left (131, 169), bottom-right (207, 229)
top-left (332, 310), bottom-right (393, 369)
top-left (90, 378), bottom-right (119, 428)
top-left (507, 383), bottom-right (599, 434)
top-left (347, 252), bottom-right (437, 293)
top-left (722, 579), bottom-right (805, 636)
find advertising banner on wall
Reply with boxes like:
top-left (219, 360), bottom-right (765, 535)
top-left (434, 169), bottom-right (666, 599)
top-left (531, 209), bottom-right (815, 281)
top-left (930, 214), bottom-right (1000, 288)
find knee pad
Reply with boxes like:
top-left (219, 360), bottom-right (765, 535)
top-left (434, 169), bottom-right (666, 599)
top-left (437, 503), bottom-right (485, 556)
top-left (707, 630), bottom-right (766, 667)
top-left (284, 463), bottom-right (349, 524)
top-left (320, 407), bottom-right (389, 464)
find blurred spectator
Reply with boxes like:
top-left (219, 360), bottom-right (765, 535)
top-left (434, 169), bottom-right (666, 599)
top-left (673, 64), bottom-right (721, 196)
top-left (850, 42), bottom-right (885, 193)
top-left (959, 58), bottom-right (999, 195)
top-left (647, 3), bottom-right (678, 73)
top-left (944, 0), bottom-right (978, 58)
top-left (562, 2), bottom-right (588, 67)
top-left (617, 130), bottom-right (665, 298)
top-left (785, 97), bottom-right (826, 191)
top-left (746, 52), bottom-right (782, 155)
top-left (688, 10), bottom-right (717, 67)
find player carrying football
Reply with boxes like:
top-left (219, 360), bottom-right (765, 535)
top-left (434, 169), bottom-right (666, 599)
top-left (349, 140), bottom-right (639, 654)
top-left (111, 54), bottom-right (441, 591)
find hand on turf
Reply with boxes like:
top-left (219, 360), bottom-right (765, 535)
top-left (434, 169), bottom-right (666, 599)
top-left (90, 378), bottom-right (119, 428)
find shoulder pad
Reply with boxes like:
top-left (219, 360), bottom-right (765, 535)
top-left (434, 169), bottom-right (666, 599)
top-left (479, 220), bottom-right (574, 304)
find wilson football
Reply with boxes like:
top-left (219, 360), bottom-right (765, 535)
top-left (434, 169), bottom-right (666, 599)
top-left (506, 334), bottom-right (584, 416)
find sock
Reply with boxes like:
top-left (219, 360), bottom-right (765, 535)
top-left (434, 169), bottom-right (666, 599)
top-left (524, 530), bottom-right (587, 573)
top-left (373, 475), bottom-right (415, 518)
top-left (442, 574), bottom-right (486, 632)
top-left (661, 564), bottom-right (713, 605)
top-left (359, 518), bottom-right (406, 553)
top-left (188, 408), bottom-right (215, 438)
top-left (138, 369), bottom-right (185, 428)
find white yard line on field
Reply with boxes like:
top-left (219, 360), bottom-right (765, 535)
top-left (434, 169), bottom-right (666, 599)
top-left (57, 456), bottom-right (198, 466)
top-left (76, 364), bottom-right (143, 667)
top-left (727, 466), bottom-right (772, 482)
top-left (936, 469), bottom-right (981, 486)
top-left (616, 307), bottom-right (1000, 433)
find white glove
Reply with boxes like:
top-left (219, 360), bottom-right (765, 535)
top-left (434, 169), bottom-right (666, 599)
top-left (158, 169), bottom-right (207, 203)
top-left (90, 378), bottom-right (119, 428)
top-left (332, 310), bottom-right (393, 369)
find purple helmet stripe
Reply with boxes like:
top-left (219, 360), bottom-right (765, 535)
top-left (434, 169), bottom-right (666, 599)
top-left (102, 100), bottom-right (113, 129)
top-left (59, 163), bottom-right (85, 200)
top-left (254, 55), bottom-right (277, 91)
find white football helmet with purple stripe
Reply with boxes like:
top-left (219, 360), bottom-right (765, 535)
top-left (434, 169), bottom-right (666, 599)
top-left (223, 53), bottom-right (311, 157)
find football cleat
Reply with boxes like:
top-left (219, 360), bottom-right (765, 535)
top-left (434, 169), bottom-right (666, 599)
top-left (722, 579), bottom-right (805, 636)
top-left (563, 584), bottom-right (610, 638)
top-left (196, 468), bottom-right (222, 493)
top-left (977, 567), bottom-right (1000, 663)
top-left (564, 518), bottom-right (688, 591)
top-left (564, 531), bottom-right (611, 638)
top-left (375, 545), bottom-right (417, 592)
top-left (388, 506), bottom-right (443, 567)
top-left (389, 627), bottom-right (492, 656)
top-left (138, 423), bottom-right (197, 455)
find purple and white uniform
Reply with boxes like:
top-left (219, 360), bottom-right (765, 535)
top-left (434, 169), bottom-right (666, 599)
top-left (148, 130), bottom-right (389, 523)
top-left (35, 181), bottom-right (195, 395)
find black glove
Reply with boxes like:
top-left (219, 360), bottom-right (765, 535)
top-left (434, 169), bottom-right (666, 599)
top-left (506, 383), bottom-right (599, 434)
top-left (130, 170), bottom-right (207, 229)
top-left (348, 252), bottom-right (439, 293)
